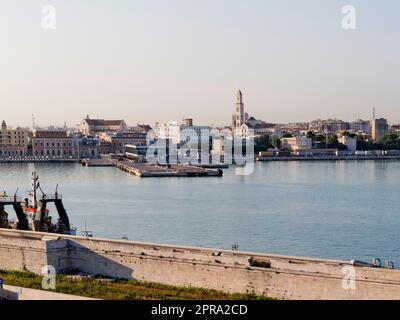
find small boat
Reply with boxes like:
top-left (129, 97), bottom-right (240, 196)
top-left (0, 172), bottom-right (77, 235)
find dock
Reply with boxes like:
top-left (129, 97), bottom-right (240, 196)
top-left (81, 158), bottom-right (224, 177)
top-left (257, 155), bottom-right (400, 162)
top-left (115, 160), bottom-right (223, 177)
top-left (81, 158), bottom-right (115, 167)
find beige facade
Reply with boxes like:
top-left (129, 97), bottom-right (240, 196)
top-left (79, 116), bottom-right (127, 136)
top-left (281, 136), bottom-right (312, 151)
top-left (371, 118), bottom-right (388, 142)
top-left (31, 130), bottom-right (74, 158)
top-left (0, 121), bottom-right (29, 157)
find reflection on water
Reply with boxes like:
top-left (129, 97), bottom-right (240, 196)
top-left (0, 161), bottom-right (399, 262)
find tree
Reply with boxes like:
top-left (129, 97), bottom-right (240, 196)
top-left (254, 134), bottom-right (273, 153)
top-left (306, 131), bottom-right (315, 140)
top-left (380, 134), bottom-right (400, 150)
top-left (326, 135), bottom-right (346, 150)
top-left (281, 133), bottom-right (293, 138)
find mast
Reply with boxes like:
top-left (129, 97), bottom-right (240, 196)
top-left (32, 172), bottom-right (38, 208)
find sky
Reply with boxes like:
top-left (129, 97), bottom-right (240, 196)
top-left (0, 0), bottom-right (399, 128)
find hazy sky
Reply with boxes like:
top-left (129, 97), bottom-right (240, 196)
top-left (0, 0), bottom-right (399, 127)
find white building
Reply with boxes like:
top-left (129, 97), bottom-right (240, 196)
top-left (339, 135), bottom-right (357, 151)
top-left (281, 136), bottom-right (312, 151)
top-left (155, 121), bottom-right (210, 146)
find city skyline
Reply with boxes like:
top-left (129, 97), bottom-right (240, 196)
top-left (1, 1), bottom-right (400, 127)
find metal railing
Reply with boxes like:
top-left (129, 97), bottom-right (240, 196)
top-left (40, 194), bottom-right (63, 200)
top-left (0, 196), bottom-right (23, 203)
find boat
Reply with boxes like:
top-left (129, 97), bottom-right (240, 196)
top-left (0, 172), bottom-right (77, 235)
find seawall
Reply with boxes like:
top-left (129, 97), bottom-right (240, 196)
top-left (1, 229), bottom-right (400, 300)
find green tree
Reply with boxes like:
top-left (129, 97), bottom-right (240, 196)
top-left (254, 134), bottom-right (273, 153)
top-left (380, 134), bottom-right (400, 150)
top-left (281, 133), bottom-right (293, 138)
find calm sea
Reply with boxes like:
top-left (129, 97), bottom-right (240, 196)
top-left (1, 161), bottom-right (399, 263)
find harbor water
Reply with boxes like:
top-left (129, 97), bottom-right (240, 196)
top-left (1, 161), bottom-right (399, 263)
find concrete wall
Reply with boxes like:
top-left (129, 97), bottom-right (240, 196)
top-left (1, 229), bottom-right (400, 300)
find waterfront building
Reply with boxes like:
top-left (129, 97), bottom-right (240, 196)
top-left (71, 134), bottom-right (107, 159)
top-left (110, 132), bottom-right (148, 154)
top-left (31, 130), bottom-right (74, 157)
top-left (371, 118), bottom-right (388, 142)
top-left (125, 144), bottom-right (148, 162)
top-left (79, 115), bottom-right (127, 136)
top-left (155, 120), bottom-right (211, 146)
top-left (281, 136), bottom-right (312, 152)
top-left (338, 135), bottom-right (357, 151)
top-left (0, 121), bottom-right (29, 157)
top-left (155, 121), bottom-right (180, 144)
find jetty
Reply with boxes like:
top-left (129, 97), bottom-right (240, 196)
top-left (81, 158), bottom-right (114, 167)
top-left (115, 160), bottom-right (223, 177)
top-left (81, 158), bottom-right (223, 177)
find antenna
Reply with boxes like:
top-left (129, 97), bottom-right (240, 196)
top-left (32, 114), bottom-right (36, 130)
top-left (373, 107), bottom-right (376, 119)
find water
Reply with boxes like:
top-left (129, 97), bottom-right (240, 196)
top-left (0, 161), bottom-right (399, 263)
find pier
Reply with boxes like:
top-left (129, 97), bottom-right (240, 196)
top-left (81, 158), bottom-right (223, 177)
top-left (81, 158), bottom-right (115, 167)
top-left (115, 160), bottom-right (223, 177)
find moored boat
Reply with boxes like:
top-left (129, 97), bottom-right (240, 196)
top-left (0, 172), bottom-right (76, 235)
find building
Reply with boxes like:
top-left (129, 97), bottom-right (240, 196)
top-left (31, 130), bottom-right (74, 158)
top-left (155, 120), bottom-right (210, 146)
top-left (232, 90), bottom-right (248, 129)
top-left (391, 124), bottom-right (400, 135)
top-left (338, 135), bottom-right (357, 151)
top-left (71, 135), bottom-right (110, 159)
top-left (0, 121), bottom-right (29, 157)
top-left (240, 117), bottom-right (276, 137)
top-left (125, 145), bottom-right (148, 162)
top-left (230, 91), bottom-right (275, 137)
top-left (110, 132), bottom-right (148, 154)
top-left (79, 116), bottom-right (127, 136)
top-left (281, 136), bottom-right (312, 152)
top-left (155, 121), bottom-right (180, 144)
top-left (351, 119), bottom-right (371, 134)
top-left (129, 124), bottom-right (152, 134)
top-left (371, 118), bottom-right (388, 142)
top-left (309, 119), bottom-right (351, 133)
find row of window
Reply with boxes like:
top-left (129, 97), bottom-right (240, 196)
top-left (0, 150), bottom-right (25, 156)
top-left (34, 142), bottom-right (72, 147)
top-left (34, 150), bottom-right (73, 156)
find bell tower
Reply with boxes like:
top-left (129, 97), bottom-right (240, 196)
top-left (235, 90), bottom-right (245, 128)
